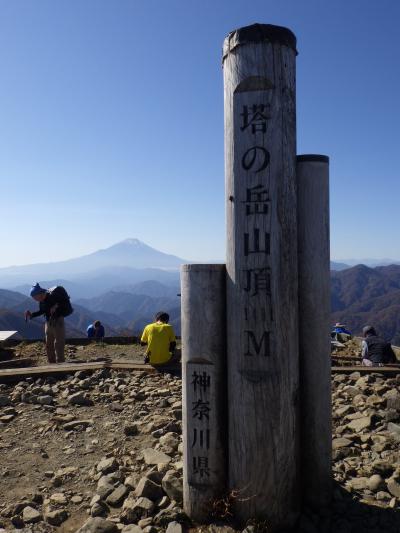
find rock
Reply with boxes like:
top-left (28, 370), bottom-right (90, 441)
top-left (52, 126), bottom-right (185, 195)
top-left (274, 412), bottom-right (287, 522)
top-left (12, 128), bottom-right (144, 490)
top-left (0, 414), bottom-right (14, 423)
top-left (159, 433), bottom-right (180, 451)
top-left (135, 477), bottom-right (164, 501)
top-left (386, 478), bottom-right (400, 498)
top-left (37, 395), bottom-right (54, 405)
top-left (166, 522), bottom-right (183, 533)
top-left (125, 474), bottom-right (141, 489)
top-left (138, 518), bottom-right (153, 528)
top-left (97, 457), bottom-right (119, 474)
top-left (124, 423), bottom-right (140, 436)
top-left (346, 416), bottom-right (372, 432)
top-left (56, 465), bottom-right (78, 478)
top-left (162, 472), bottom-right (183, 502)
top-left (97, 484), bottom-right (115, 500)
top-left (63, 419), bottom-right (93, 430)
top-left (376, 490), bottom-right (391, 500)
top-left (106, 484), bottom-right (130, 506)
top-left (50, 492), bottom-right (68, 505)
top-left (142, 449), bottom-right (172, 466)
top-left (0, 394), bottom-right (11, 406)
top-left (387, 422), bottom-right (400, 439)
top-left (121, 496), bottom-right (155, 524)
top-left (385, 390), bottom-right (400, 410)
top-left (367, 474), bottom-right (384, 492)
top-left (76, 517), bottom-right (119, 533)
top-left (45, 508), bottom-right (68, 526)
top-left (346, 477), bottom-right (368, 491)
top-left (332, 437), bottom-right (353, 450)
top-left (110, 402), bottom-right (124, 412)
top-left (91, 501), bottom-right (109, 517)
top-left (22, 506), bottom-right (42, 524)
top-left (369, 460), bottom-right (394, 477)
top-left (68, 391), bottom-right (93, 406)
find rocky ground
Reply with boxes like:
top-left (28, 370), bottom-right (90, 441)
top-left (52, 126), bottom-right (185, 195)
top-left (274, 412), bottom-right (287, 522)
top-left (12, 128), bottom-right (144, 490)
top-left (9, 341), bottom-right (147, 366)
top-left (1, 341), bottom-right (400, 532)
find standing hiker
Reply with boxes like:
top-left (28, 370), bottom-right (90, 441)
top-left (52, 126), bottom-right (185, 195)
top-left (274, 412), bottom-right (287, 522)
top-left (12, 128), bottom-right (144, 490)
top-left (25, 283), bottom-right (74, 364)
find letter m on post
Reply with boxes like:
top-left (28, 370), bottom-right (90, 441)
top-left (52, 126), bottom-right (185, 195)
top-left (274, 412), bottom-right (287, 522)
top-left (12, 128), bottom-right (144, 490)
top-left (244, 330), bottom-right (271, 357)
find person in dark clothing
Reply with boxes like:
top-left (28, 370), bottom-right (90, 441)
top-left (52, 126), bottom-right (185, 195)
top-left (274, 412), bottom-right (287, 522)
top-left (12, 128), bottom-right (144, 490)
top-left (25, 283), bottom-right (73, 363)
top-left (361, 325), bottom-right (397, 366)
top-left (87, 320), bottom-right (105, 340)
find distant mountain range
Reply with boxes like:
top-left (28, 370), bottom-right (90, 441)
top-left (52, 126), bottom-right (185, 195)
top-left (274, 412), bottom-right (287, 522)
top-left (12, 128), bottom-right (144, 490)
top-left (330, 261), bottom-right (350, 271)
top-left (1, 239), bottom-right (399, 344)
top-left (331, 264), bottom-right (400, 345)
top-left (0, 239), bottom-right (185, 294)
top-left (330, 259), bottom-right (400, 270)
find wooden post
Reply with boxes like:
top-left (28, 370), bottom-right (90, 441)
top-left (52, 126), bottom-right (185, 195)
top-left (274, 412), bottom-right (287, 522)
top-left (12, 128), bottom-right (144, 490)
top-left (297, 155), bottom-right (331, 509)
top-left (181, 264), bottom-right (227, 522)
top-left (223, 24), bottom-right (299, 528)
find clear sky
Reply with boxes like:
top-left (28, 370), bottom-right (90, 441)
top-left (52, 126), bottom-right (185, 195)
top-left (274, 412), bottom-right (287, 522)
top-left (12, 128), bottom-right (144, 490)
top-left (0, 0), bottom-right (399, 267)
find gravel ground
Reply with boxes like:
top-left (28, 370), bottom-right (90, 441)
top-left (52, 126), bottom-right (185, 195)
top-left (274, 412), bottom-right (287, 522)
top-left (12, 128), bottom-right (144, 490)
top-left (1, 342), bottom-right (400, 532)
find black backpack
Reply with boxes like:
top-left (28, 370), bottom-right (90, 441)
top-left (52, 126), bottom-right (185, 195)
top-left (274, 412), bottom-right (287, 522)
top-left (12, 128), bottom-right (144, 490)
top-left (383, 343), bottom-right (397, 364)
top-left (49, 286), bottom-right (74, 317)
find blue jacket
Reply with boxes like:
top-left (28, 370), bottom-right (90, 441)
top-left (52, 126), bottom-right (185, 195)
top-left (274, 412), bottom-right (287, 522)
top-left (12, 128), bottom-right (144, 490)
top-left (332, 326), bottom-right (352, 335)
top-left (87, 324), bottom-right (105, 339)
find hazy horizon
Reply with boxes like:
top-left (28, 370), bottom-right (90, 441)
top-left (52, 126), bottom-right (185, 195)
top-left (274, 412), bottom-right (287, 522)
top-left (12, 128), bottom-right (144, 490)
top-left (0, 237), bottom-right (399, 271)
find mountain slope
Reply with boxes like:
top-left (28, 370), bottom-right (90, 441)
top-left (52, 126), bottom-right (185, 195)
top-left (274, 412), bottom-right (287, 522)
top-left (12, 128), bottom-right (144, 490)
top-left (331, 264), bottom-right (400, 345)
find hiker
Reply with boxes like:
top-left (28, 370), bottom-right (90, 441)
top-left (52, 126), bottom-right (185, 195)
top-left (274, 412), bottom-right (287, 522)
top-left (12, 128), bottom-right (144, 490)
top-left (87, 320), bottom-right (105, 340)
top-left (140, 311), bottom-right (176, 367)
top-left (361, 325), bottom-right (397, 366)
top-left (24, 283), bottom-right (73, 364)
top-left (331, 323), bottom-right (352, 343)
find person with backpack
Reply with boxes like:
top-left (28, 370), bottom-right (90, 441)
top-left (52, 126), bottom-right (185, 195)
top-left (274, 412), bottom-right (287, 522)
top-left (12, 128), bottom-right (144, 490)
top-left (25, 283), bottom-right (74, 363)
top-left (361, 325), bottom-right (397, 366)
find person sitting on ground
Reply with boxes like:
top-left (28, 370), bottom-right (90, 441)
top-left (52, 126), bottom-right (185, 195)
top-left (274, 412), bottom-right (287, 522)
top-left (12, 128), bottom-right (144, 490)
top-left (87, 320), bottom-right (105, 340)
top-left (332, 323), bottom-right (352, 336)
top-left (331, 323), bottom-right (352, 343)
top-left (140, 311), bottom-right (176, 367)
top-left (361, 325), bottom-right (397, 366)
top-left (24, 283), bottom-right (73, 364)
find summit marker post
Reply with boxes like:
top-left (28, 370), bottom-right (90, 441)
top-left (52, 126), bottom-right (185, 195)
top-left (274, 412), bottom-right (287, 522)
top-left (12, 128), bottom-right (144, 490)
top-left (297, 155), bottom-right (332, 508)
top-left (223, 24), bottom-right (300, 527)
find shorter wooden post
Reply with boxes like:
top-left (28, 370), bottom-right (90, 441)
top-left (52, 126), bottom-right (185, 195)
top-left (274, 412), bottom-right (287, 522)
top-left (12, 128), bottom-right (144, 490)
top-left (181, 264), bottom-right (227, 521)
top-left (297, 155), bottom-right (332, 508)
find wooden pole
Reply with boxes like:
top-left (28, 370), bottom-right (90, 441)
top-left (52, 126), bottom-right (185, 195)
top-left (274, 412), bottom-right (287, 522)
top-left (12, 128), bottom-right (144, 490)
top-left (223, 24), bottom-right (299, 528)
top-left (181, 264), bottom-right (227, 522)
top-left (297, 155), bottom-right (331, 509)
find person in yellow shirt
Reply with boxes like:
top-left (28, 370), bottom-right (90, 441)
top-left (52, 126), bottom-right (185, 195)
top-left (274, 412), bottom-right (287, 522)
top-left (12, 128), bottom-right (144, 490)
top-left (141, 311), bottom-right (176, 366)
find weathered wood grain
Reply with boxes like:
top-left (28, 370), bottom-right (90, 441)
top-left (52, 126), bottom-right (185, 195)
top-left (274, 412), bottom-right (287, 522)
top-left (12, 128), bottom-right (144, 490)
top-left (223, 23), bottom-right (299, 528)
top-left (181, 264), bottom-right (227, 521)
top-left (297, 155), bottom-right (331, 508)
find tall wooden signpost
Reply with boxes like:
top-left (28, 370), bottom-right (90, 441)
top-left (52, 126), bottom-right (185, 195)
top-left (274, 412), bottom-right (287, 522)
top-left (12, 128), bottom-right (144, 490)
top-left (297, 155), bottom-right (332, 508)
top-left (182, 22), bottom-right (331, 531)
top-left (223, 24), bottom-right (299, 527)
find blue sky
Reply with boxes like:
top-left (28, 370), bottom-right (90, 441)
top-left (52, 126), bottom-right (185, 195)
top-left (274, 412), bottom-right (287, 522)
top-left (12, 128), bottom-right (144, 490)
top-left (0, 0), bottom-right (399, 267)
